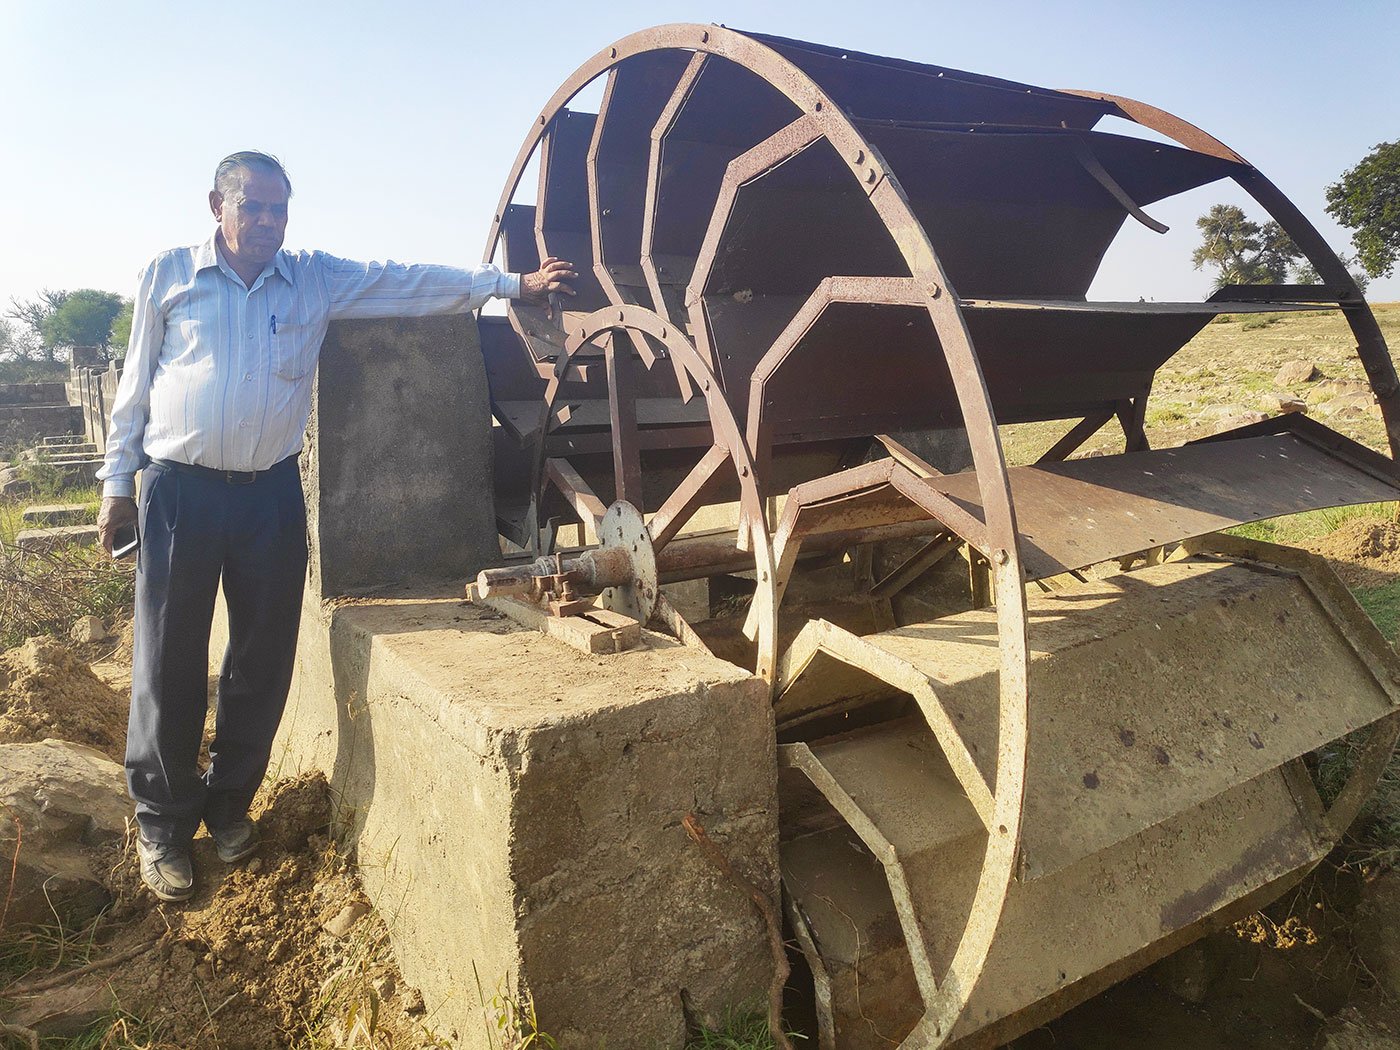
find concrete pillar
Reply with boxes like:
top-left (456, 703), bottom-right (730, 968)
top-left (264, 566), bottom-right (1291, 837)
top-left (226, 313), bottom-right (782, 1048)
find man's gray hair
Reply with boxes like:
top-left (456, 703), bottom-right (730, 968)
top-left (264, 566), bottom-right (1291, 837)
top-left (213, 151), bottom-right (293, 197)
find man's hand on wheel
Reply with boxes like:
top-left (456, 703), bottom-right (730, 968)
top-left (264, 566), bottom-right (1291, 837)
top-left (98, 496), bottom-right (138, 556)
top-left (519, 258), bottom-right (577, 318)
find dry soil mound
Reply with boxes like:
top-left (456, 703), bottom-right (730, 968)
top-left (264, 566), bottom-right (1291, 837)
top-left (5, 773), bottom-right (438, 1050)
top-left (1308, 518), bottom-right (1400, 589)
top-left (0, 636), bottom-right (127, 760)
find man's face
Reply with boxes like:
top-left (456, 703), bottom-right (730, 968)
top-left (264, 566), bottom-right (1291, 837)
top-left (209, 166), bottom-right (290, 268)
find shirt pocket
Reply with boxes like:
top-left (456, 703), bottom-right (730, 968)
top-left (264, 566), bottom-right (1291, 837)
top-left (271, 320), bottom-right (314, 380)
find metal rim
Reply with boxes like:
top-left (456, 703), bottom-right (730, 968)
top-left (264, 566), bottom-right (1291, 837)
top-left (528, 304), bottom-right (780, 682)
top-left (488, 28), bottom-right (1029, 1046)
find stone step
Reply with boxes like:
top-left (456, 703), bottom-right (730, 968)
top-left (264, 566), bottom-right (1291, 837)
top-left (0, 381), bottom-right (67, 406)
top-left (0, 460), bottom-right (103, 498)
top-left (42, 434), bottom-right (94, 448)
top-left (14, 524), bottom-right (100, 552)
top-left (21, 503), bottom-right (96, 527)
top-left (0, 404), bottom-right (82, 444)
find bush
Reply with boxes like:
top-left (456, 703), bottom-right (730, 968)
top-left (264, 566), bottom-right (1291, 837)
top-left (0, 540), bottom-right (133, 651)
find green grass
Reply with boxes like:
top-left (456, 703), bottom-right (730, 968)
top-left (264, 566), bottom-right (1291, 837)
top-left (1354, 580), bottom-right (1400, 641)
top-left (686, 1009), bottom-right (806, 1049)
top-left (1226, 501), bottom-right (1396, 546)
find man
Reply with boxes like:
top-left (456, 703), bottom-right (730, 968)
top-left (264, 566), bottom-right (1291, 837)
top-left (97, 150), bottom-right (575, 902)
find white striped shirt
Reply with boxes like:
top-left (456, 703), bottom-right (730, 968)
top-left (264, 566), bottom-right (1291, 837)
top-left (98, 233), bottom-right (519, 497)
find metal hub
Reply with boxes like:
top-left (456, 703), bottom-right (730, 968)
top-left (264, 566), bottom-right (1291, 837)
top-left (598, 500), bottom-right (658, 624)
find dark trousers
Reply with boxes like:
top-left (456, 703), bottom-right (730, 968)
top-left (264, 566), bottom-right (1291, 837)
top-left (126, 457), bottom-right (307, 844)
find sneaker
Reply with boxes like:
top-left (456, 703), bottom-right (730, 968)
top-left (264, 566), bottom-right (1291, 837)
top-left (209, 819), bottom-right (260, 864)
top-left (136, 837), bottom-right (195, 902)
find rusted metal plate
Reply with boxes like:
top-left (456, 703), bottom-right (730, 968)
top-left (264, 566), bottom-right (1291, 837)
top-left (749, 30), bottom-right (1113, 128)
top-left (931, 431), bottom-right (1400, 579)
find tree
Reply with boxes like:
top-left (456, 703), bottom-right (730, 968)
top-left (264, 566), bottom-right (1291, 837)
top-left (1325, 140), bottom-right (1400, 279)
top-left (1191, 204), bottom-right (1301, 287)
top-left (0, 318), bottom-right (39, 364)
top-left (1293, 252), bottom-right (1371, 293)
top-left (40, 289), bottom-right (125, 352)
top-left (107, 300), bottom-right (134, 356)
top-left (6, 287), bottom-right (125, 362)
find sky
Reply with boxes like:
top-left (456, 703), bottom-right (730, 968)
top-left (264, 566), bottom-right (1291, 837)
top-left (1, 0), bottom-right (1398, 323)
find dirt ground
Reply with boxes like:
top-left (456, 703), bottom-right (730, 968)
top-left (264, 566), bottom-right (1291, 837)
top-left (0, 621), bottom-right (446, 1050)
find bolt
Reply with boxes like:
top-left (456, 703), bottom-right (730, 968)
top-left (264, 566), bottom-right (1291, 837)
top-left (927, 283), bottom-right (942, 299)
top-left (740, 465), bottom-right (749, 477)
top-left (995, 548), bottom-right (1009, 565)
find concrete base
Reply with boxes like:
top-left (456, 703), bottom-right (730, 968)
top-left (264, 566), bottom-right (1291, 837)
top-left (197, 314), bottom-right (781, 1046)
top-left (212, 589), bottom-right (778, 1048)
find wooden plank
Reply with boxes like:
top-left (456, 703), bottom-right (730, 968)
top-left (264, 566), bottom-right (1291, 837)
top-left (470, 589), bottom-right (640, 655)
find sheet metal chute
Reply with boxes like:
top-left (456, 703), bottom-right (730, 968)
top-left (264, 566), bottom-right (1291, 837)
top-left (474, 25), bottom-right (1400, 1048)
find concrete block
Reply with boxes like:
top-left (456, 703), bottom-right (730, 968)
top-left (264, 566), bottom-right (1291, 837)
top-left (307, 316), bottom-right (499, 598)
top-left (16, 524), bottom-right (100, 551)
top-left (229, 592), bottom-right (778, 1050)
top-left (22, 503), bottom-right (95, 527)
top-left (0, 381), bottom-right (67, 406)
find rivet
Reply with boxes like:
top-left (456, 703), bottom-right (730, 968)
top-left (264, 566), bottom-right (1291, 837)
top-left (814, 100), bottom-right (823, 112)
top-left (701, 30), bottom-right (709, 42)
top-left (617, 309), bottom-right (625, 322)
top-left (853, 149), bottom-right (865, 164)
top-left (761, 571), bottom-right (768, 581)
top-left (995, 548), bottom-right (1009, 565)
top-left (494, 214), bottom-right (501, 223)
top-left (865, 167), bottom-right (877, 184)
top-left (539, 115), bottom-right (546, 126)
top-left (998, 824), bottom-right (1008, 834)
top-left (609, 47), bottom-right (617, 58)
top-left (740, 465), bottom-right (749, 477)
top-left (660, 327), bottom-right (668, 338)
top-left (703, 378), bottom-right (711, 391)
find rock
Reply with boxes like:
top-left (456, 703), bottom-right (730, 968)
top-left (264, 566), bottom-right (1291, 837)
top-left (1274, 396), bottom-right (1308, 414)
top-left (0, 469), bottom-right (33, 498)
top-left (323, 899), bottom-right (372, 938)
top-left (1212, 411), bottom-right (1269, 434)
top-left (69, 616), bottom-right (111, 644)
top-left (1354, 870), bottom-right (1400, 999)
top-left (3, 980), bottom-right (117, 1038)
top-left (1324, 393), bottom-right (1376, 419)
top-left (1275, 360), bottom-right (1319, 386)
top-left (0, 740), bottom-right (130, 928)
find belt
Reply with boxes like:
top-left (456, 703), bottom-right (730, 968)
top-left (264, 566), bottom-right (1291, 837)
top-left (148, 455), bottom-right (297, 485)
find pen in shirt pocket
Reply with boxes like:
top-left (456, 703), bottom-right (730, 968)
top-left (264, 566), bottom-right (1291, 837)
top-left (270, 314), bottom-right (278, 335)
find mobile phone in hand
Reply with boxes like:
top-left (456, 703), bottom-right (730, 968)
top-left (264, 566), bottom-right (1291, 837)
top-left (112, 523), bottom-right (140, 560)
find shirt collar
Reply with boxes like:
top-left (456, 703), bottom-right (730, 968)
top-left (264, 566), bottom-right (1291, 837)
top-left (196, 231), bottom-right (295, 288)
